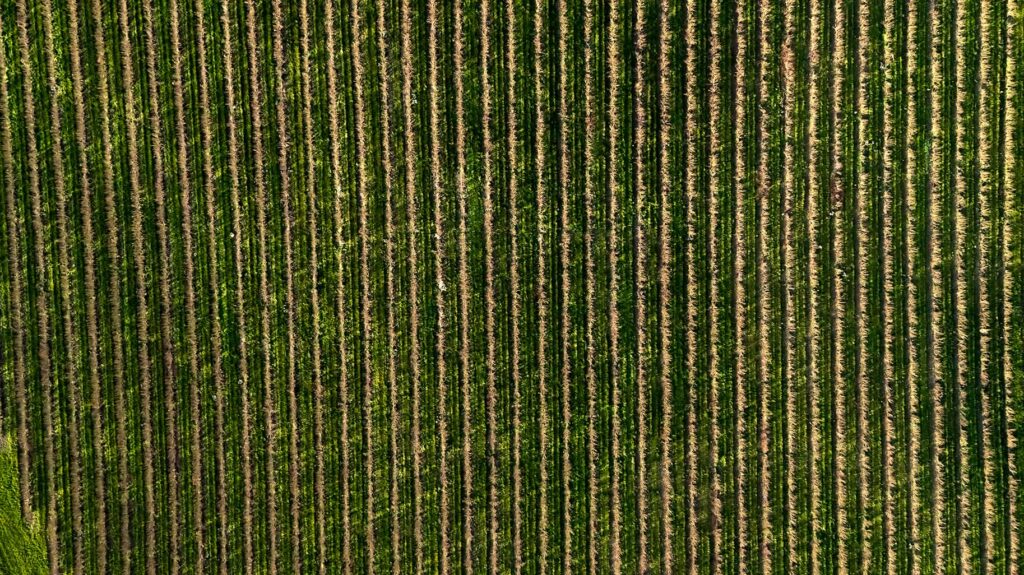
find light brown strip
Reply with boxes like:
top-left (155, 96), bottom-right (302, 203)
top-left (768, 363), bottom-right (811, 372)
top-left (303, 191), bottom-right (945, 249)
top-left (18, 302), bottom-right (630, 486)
top-left (113, 0), bottom-right (158, 568)
top-left (425, 0), bottom-right (449, 571)
top-left (296, 0), bottom-right (326, 570)
top-left (634, 0), bottom-right (651, 569)
top-left (657, 0), bottom-right (676, 570)
top-left (453, 0), bottom-right (474, 570)
top-left (854, 1), bottom-right (872, 570)
top-left (734, 0), bottom-right (750, 569)
top-left (946, 0), bottom-right (970, 564)
top-left (684, 0), bottom-right (701, 568)
top-left (242, 0), bottom-right (279, 569)
top-left (807, 0), bottom-right (823, 569)
top-left (0, 10), bottom-right (7, 450)
top-left (193, 0), bottom-right (229, 570)
top-left (398, 0), bottom-right (424, 569)
top-left (781, 0), bottom-right (798, 568)
top-left (904, 1), bottom-right (923, 572)
top-left (375, 0), bottom-right (403, 568)
top-left (709, 0), bottom-right (725, 568)
top-left (90, 0), bottom-right (133, 566)
top-left (781, 2), bottom-right (800, 571)
top-left (831, 0), bottom-right (849, 569)
top-left (40, 0), bottom-right (85, 570)
top-left (221, 0), bottom-right (256, 569)
top-left (977, 0), bottom-right (1001, 568)
top-left (556, 0), bottom-right (574, 569)
top-left (582, 0), bottom-right (599, 569)
top-left (481, 0), bottom-right (500, 569)
top-left (323, 0), bottom-right (353, 570)
top-left (1003, 0), bottom-right (1021, 570)
top-left (16, 0), bottom-right (61, 568)
top-left (140, 0), bottom-right (183, 568)
top-left (0, 0), bottom-right (30, 530)
top-left (534, 0), bottom-right (552, 570)
top-left (374, 1), bottom-right (404, 571)
top-left (266, 0), bottom-right (302, 571)
top-left (351, 0), bottom-right (378, 567)
top-left (167, 0), bottom-right (206, 567)
top-left (927, 0), bottom-right (947, 567)
top-left (880, 1), bottom-right (900, 573)
top-left (506, 0), bottom-right (524, 571)
top-left (756, 0), bottom-right (773, 570)
top-left (607, 0), bottom-right (623, 570)
top-left (65, 0), bottom-right (107, 569)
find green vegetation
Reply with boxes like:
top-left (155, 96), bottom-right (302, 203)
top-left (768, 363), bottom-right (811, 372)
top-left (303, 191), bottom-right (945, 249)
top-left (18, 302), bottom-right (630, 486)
top-left (0, 0), bottom-right (1021, 573)
top-left (0, 438), bottom-right (47, 575)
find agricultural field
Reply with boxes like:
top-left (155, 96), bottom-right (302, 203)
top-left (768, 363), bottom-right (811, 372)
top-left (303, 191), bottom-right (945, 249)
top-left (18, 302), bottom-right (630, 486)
top-left (0, 0), bottom-right (1022, 572)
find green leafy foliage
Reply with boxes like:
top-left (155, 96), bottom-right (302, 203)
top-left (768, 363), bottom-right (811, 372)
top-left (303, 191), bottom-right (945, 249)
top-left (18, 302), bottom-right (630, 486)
top-left (0, 438), bottom-right (46, 575)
